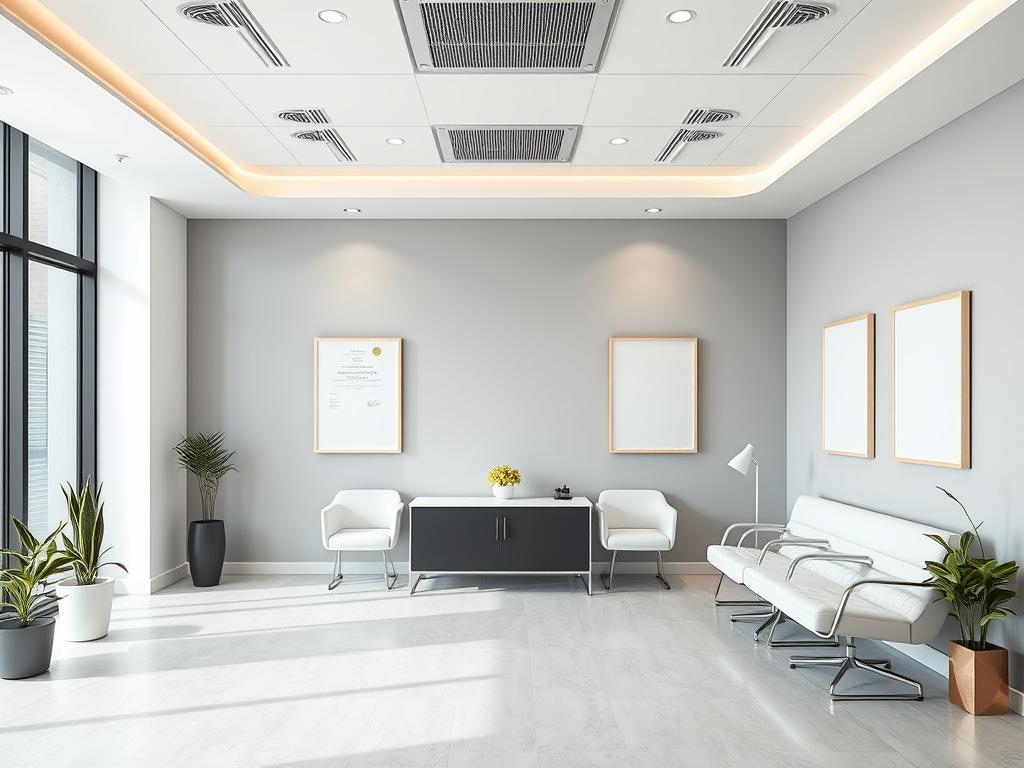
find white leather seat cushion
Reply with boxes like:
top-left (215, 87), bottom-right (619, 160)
top-left (606, 528), bottom-right (670, 550)
top-left (707, 544), bottom-right (831, 585)
top-left (326, 528), bottom-right (392, 550)
top-left (744, 566), bottom-right (913, 643)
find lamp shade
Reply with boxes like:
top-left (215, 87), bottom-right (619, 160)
top-left (728, 443), bottom-right (755, 476)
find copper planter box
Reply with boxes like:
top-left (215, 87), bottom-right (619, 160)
top-left (948, 641), bottom-right (1009, 715)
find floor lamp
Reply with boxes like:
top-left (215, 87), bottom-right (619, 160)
top-left (728, 443), bottom-right (758, 546)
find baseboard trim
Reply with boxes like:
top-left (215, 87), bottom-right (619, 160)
top-left (222, 560), bottom-right (716, 576)
top-left (115, 562), bottom-right (189, 595)
top-left (592, 560), bottom-right (717, 575)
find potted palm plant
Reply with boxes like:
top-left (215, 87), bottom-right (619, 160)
top-left (56, 479), bottom-right (127, 641)
top-left (175, 431), bottom-right (236, 587)
top-left (0, 520), bottom-right (74, 679)
top-left (924, 487), bottom-right (1018, 715)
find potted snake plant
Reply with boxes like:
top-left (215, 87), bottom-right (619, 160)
top-left (175, 431), bottom-right (236, 587)
top-left (0, 520), bottom-right (74, 678)
top-left (55, 479), bottom-right (127, 641)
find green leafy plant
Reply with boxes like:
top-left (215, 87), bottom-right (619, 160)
top-left (61, 478), bottom-right (127, 586)
top-left (0, 520), bottom-right (74, 626)
top-left (487, 464), bottom-right (522, 487)
top-left (923, 487), bottom-right (1018, 650)
top-left (174, 432), bottom-right (237, 521)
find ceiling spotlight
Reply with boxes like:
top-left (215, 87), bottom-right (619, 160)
top-left (644, 208), bottom-right (663, 214)
top-left (343, 207), bottom-right (361, 214)
top-left (0, 86), bottom-right (12, 96)
top-left (666, 10), bottom-right (695, 24)
top-left (609, 137), bottom-right (629, 146)
top-left (114, 154), bottom-right (130, 164)
top-left (318, 9), bottom-right (348, 23)
top-left (385, 137), bottom-right (405, 146)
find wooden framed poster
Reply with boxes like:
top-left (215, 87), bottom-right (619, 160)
top-left (892, 290), bottom-right (971, 468)
top-left (608, 337), bottom-right (698, 454)
top-left (314, 337), bottom-right (402, 453)
top-left (821, 313), bottom-right (875, 458)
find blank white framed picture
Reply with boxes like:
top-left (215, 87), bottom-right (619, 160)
top-left (608, 337), bottom-right (698, 454)
top-left (314, 337), bottom-right (403, 453)
top-left (892, 291), bottom-right (971, 468)
top-left (821, 313), bottom-right (875, 458)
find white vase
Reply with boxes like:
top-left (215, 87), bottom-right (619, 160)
top-left (492, 484), bottom-right (514, 500)
top-left (55, 576), bottom-right (115, 642)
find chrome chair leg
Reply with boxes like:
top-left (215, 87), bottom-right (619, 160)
top-left (803, 639), bottom-right (921, 702)
top-left (655, 551), bottom-right (671, 590)
top-left (382, 550), bottom-right (398, 591)
top-left (600, 551), bottom-right (617, 591)
top-left (751, 609), bottom-right (781, 640)
top-left (328, 551), bottom-right (343, 590)
top-left (730, 608), bottom-right (776, 623)
top-left (766, 612), bottom-right (840, 648)
top-left (713, 573), bottom-right (771, 608)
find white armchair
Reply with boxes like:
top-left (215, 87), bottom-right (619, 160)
top-left (320, 490), bottom-right (403, 591)
top-left (596, 490), bottom-right (678, 591)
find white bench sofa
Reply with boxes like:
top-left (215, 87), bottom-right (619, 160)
top-left (708, 495), bottom-right (959, 701)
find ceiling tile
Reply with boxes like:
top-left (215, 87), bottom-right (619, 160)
top-left (417, 75), bottom-right (597, 124)
top-left (137, 75), bottom-right (259, 127)
top-left (218, 75), bottom-right (428, 127)
top-left (269, 127), bottom-right (440, 166)
top-left (41, 0), bottom-right (206, 74)
top-left (601, 0), bottom-right (871, 75)
top-left (574, 126), bottom-right (741, 166)
top-left (804, 0), bottom-right (973, 75)
top-left (585, 75), bottom-right (790, 126)
top-left (712, 126), bottom-right (808, 166)
top-left (139, 0), bottom-right (413, 74)
top-left (751, 74), bottom-right (872, 127)
top-left (204, 127), bottom-right (297, 166)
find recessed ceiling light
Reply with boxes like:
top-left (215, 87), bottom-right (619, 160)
top-left (609, 137), bottom-right (629, 146)
top-left (0, 86), bottom-right (13, 96)
top-left (318, 9), bottom-right (348, 23)
top-left (666, 10), bottom-right (695, 24)
top-left (343, 207), bottom-right (361, 214)
top-left (385, 137), bottom-right (405, 146)
top-left (644, 208), bottom-right (662, 214)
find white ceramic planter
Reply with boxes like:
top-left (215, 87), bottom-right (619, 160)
top-left (492, 484), bottom-right (514, 500)
top-left (56, 576), bottom-right (115, 642)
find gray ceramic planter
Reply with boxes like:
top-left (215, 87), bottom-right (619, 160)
top-left (0, 616), bottom-right (56, 679)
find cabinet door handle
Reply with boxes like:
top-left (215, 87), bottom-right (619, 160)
top-left (495, 516), bottom-right (499, 541)
top-left (503, 516), bottom-right (508, 540)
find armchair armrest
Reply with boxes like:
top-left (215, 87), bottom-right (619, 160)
top-left (320, 503), bottom-right (345, 548)
top-left (389, 502), bottom-right (404, 549)
top-left (719, 522), bottom-right (787, 546)
top-left (817, 579), bottom-right (936, 639)
top-left (785, 552), bottom-right (874, 581)
top-left (756, 537), bottom-right (830, 565)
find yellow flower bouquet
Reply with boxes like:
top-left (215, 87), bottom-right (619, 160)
top-left (487, 465), bottom-right (522, 487)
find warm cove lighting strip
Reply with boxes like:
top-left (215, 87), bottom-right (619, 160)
top-left (0, 0), bottom-right (1015, 199)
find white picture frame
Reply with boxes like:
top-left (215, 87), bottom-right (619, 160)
top-left (608, 337), bottom-right (698, 454)
top-left (892, 291), bottom-right (971, 468)
top-left (314, 337), bottom-right (403, 453)
top-left (821, 313), bottom-right (875, 458)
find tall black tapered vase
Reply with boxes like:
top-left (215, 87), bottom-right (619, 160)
top-left (188, 519), bottom-right (225, 587)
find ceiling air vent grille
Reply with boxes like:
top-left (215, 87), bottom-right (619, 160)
top-left (723, 1), bottom-right (830, 68)
top-left (180, 1), bottom-right (289, 67)
top-left (435, 125), bottom-right (578, 163)
top-left (399, 0), bottom-right (619, 73)
top-left (278, 109), bottom-right (332, 125)
top-left (682, 108), bottom-right (738, 125)
top-left (655, 129), bottom-right (721, 163)
top-left (293, 129), bottom-right (357, 163)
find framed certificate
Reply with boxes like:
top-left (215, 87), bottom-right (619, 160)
top-left (314, 337), bottom-right (402, 453)
top-left (821, 313), bottom-right (875, 458)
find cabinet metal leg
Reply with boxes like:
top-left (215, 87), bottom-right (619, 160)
top-left (409, 573), bottom-right (424, 595)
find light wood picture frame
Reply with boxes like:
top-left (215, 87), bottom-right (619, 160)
top-left (821, 313), bottom-right (875, 458)
top-left (892, 291), bottom-right (971, 468)
top-left (314, 337), bottom-right (403, 453)
top-left (608, 337), bottom-right (698, 454)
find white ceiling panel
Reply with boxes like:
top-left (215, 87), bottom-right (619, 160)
top-left (416, 75), bottom-right (597, 125)
top-left (805, 0), bottom-right (974, 75)
top-left (269, 126), bottom-right (440, 166)
top-left (751, 74), bottom-right (872, 127)
top-left (219, 75), bottom-right (428, 127)
top-left (137, 74), bottom-right (259, 127)
top-left (575, 126), bottom-right (742, 165)
top-left (41, 0), bottom-right (207, 74)
top-left (585, 75), bottom-right (791, 126)
top-left (139, 0), bottom-right (413, 74)
top-left (602, 0), bottom-right (872, 75)
top-left (204, 126), bottom-right (297, 166)
top-left (712, 126), bottom-right (809, 166)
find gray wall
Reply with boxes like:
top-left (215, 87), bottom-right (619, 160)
top-left (187, 219), bottom-right (787, 565)
top-left (788, 80), bottom-right (1024, 685)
